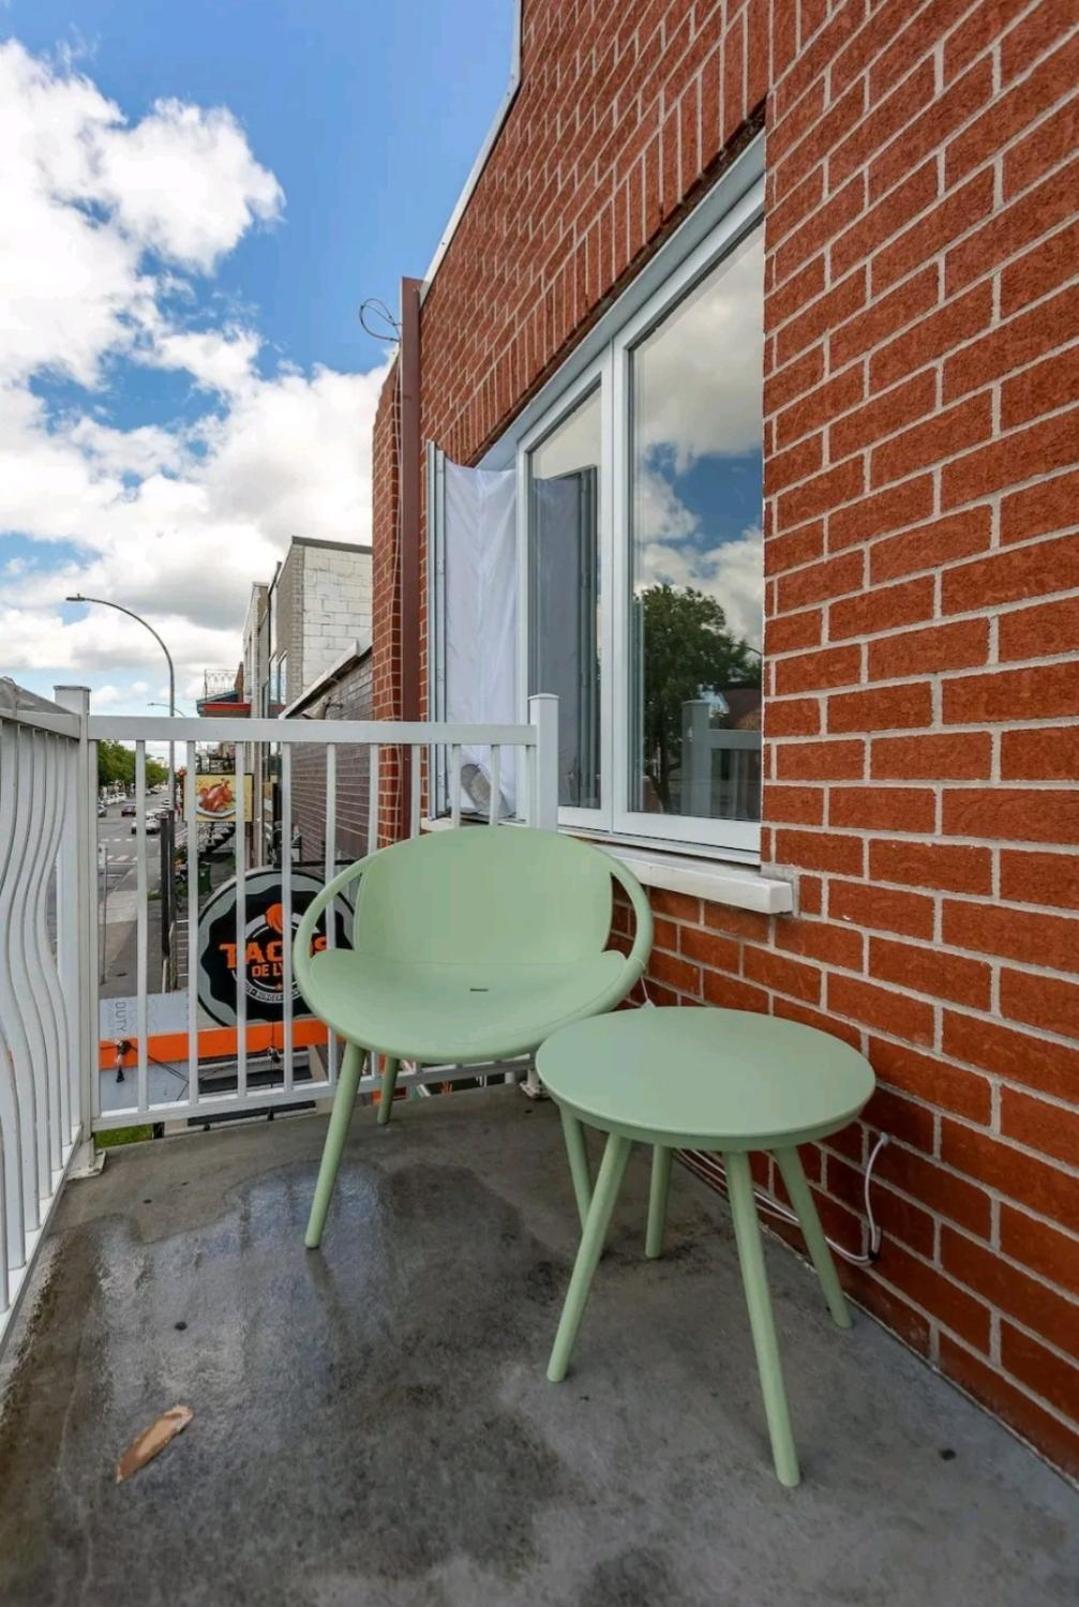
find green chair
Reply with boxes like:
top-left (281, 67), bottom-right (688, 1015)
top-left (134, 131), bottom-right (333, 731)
top-left (293, 826), bottom-right (653, 1249)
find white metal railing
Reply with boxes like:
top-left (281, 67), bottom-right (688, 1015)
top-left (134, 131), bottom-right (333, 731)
top-left (85, 701), bottom-right (557, 1130)
top-left (0, 681), bottom-right (89, 1342)
top-left (681, 701), bottom-right (762, 822)
top-left (0, 682), bottom-right (558, 1342)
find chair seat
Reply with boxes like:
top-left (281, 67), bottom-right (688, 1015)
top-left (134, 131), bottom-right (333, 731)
top-left (305, 947), bottom-right (628, 1064)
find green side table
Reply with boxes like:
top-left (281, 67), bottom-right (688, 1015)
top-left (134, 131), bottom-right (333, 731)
top-left (537, 1006), bottom-right (875, 1487)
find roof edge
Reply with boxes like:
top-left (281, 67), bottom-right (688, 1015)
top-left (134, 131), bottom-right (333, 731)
top-left (419, 0), bottom-right (522, 301)
top-left (278, 639), bottom-right (372, 719)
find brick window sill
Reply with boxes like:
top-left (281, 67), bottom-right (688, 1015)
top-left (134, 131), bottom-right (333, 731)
top-left (421, 816), bottom-right (794, 916)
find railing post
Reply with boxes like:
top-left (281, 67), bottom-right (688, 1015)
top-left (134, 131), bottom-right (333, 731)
top-left (682, 699), bottom-right (712, 818)
top-left (54, 687), bottom-right (101, 1176)
top-left (523, 695), bottom-right (558, 1101)
top-left (528, 694), bottom-right (558, 832)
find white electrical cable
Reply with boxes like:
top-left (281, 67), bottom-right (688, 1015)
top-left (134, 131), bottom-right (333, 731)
top-left (682, 1127), bottom-right (889, 1268)
top-left (743, 1132), bottom-right (888, 1266)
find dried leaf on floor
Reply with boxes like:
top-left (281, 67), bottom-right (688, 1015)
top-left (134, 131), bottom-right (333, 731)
top-left (115, 1404), bottom-right (194, 1483)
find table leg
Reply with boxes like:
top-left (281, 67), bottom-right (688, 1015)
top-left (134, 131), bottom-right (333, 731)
top-left (547, 1132), bottom-right (632, 1384)
top-left (725, 1151), bottom-right (800, 1488)
top-left (646, 1145), bottom-right (672, 1259)
top-left (773, 1146), bottom-right (852, 1330)
top-left (559, 1105), bottom-right (592, 1231)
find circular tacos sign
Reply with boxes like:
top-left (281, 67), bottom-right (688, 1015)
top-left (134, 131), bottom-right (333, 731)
top-left (196, 868), bottom-right (351, 1027)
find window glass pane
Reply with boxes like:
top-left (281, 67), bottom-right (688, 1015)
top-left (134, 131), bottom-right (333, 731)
top-left (628, 226), bottom-right (764, 823)
top-left (528, 386), bottom-right (601, 809)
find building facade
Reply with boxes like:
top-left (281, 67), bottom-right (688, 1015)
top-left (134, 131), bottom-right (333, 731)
top-left (370, 0), bottom-right (1078, 1473)
top-left (270, 536), bottom-right (374, 710)
top-left (282, 642), bottom-right (375, 867)
top-left (238, 541), bottom-right (372, 860)
top-left (241, 581), bottom-right (272, 719)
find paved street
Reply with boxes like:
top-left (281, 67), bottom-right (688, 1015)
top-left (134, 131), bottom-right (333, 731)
top-left (96, 798), bottom-right (167, 999)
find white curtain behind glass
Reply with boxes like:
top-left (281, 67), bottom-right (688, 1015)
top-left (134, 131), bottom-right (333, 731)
top-left (442, 459), bottom-right (518, 814)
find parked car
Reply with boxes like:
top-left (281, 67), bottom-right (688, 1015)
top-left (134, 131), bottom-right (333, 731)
top-left (97, 801), bottom-right (107, 817)
top-left (120, 802), bottom-right (136, 817)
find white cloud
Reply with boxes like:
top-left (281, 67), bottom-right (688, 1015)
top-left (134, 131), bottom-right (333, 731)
top-left (0, 43), bottom-right (147, 386)
top-left (637, 525), bottom-right (764, 649)
top-left (66, 415), bottom-right (187, 478)
top-left (88, 680), bottom-right (150, 709)
top-left (147, 326), bottom-right (262, 394)
top-left (93, 98), bottom-right (283, 271)
top-left (0, 40), bottom-right (282, 386)
top-left (628, 227), bottom-right (765, 649)
top-left (0, 357), bottom-right (388, 640)
top-left (634, 465), bottom-right (700, 544)
top-left (0, 603), bottom-right (239, 675)
top-left (635, 226), bottom-right (764, 470)
top-left (0, 39), bottom-right (389, 715)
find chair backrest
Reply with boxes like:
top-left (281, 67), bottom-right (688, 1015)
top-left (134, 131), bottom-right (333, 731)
top-left (352, 827), bottom-right (614, 966)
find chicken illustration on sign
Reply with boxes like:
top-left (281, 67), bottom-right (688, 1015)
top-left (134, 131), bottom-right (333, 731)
top-left (189, 772), bottom-right (253, 822)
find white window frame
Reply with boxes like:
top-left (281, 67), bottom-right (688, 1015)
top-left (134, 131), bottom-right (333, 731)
top-left (609, 211), bottom-right (764, 855)
top-left (516, 357), bottom-right (612, 835)
top-left (513, 172), bottom-right (765, 861)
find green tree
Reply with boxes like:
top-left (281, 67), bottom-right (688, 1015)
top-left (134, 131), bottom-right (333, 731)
top-left (97, 739), bottom-right (133, 791)
top-left (638, 583), bottom-right (760, 812)
top-left (97, 740), bottom-right (167, 792)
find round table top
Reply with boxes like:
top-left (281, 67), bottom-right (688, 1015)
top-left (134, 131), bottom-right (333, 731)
top-left (537, 1007), bottom-right (875, 1151)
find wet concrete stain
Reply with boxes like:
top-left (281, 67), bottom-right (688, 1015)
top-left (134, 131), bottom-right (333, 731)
top-left (0, 1155), bottom-right (577, 1605)
top-left (0, 1095), bottom-right (1077, 1607)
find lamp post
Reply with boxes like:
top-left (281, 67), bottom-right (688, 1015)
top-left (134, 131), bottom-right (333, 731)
top-left (65, 594), bottom-right (178, 811)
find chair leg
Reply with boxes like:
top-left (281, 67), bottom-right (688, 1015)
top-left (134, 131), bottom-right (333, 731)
top-left (305, 1043), bottom-right (366, 1249)
top-left (547, 1132), bottom-right (632, 1383)
top-left (559, 1105), bottom-right (592, 1230)
top-left (376, 1056), bottom-right (401, 1125)
top-left (646, 1145), bottom-right (672, 1259)
top-left (773, 1146), bottom-right (852, 1330)
top-left (725, 1151), bottom-right (800, 1488)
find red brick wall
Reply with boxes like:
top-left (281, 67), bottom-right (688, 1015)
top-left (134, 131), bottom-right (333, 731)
top-left (371, 366), bottom-right (407, 842)
top-left (371, 0), bottom-right (1079, 1474)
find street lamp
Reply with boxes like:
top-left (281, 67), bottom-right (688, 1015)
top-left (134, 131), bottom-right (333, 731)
top-left (65, 593), bottom-right (178, 810)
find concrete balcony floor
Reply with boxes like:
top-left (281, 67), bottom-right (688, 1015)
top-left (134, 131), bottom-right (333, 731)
top-left (0, 1088), bottom-right (1075, 1607)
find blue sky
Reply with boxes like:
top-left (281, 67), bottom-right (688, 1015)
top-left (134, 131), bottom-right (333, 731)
top-left (11, 0), bottom-right (514, 381)
top-left (1, 1), bottom-right (515, 707)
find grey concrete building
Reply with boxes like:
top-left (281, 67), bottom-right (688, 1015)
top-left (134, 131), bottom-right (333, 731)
top-left (238, 540), bottom-right (372, 862)
top-left (269, 536), bottom-right (373, 709)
